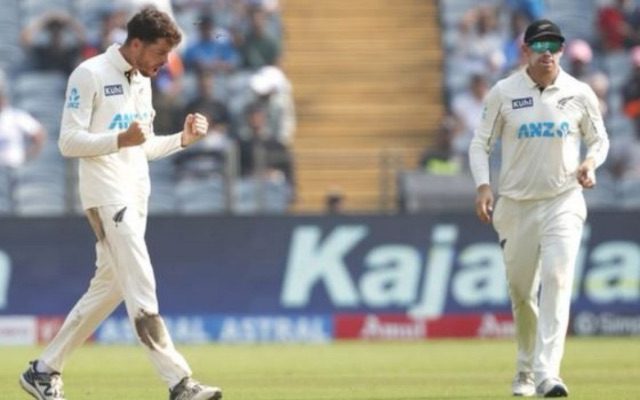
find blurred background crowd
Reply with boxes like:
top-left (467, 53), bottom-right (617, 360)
top-left (0, 0), bottom-right (639, 216)
top-left (414, 0), bottom-right (640, 212)
top-left (0, 0), bottom-right (294, 215)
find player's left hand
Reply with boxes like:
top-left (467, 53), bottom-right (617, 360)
top-left (577, 158), bottom-right (596, 189)
top-left (181, 113), bottom-right (209, 147)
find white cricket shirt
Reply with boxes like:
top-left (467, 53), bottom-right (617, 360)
top-left (469, 67), bottom-right (609, 201)
top-left (0, 107), bottom-right (43, 168)
top-left (59, 44), bottom-right (183, 209)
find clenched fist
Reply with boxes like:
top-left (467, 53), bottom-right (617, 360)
top-left (118, 121), bottom-right (148, 148)
top-left (181, 113), bottom-right (209, 147)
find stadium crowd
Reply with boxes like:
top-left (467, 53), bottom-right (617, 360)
top-left (416, 0), bottom-right (640, 211)
top-left (2, 1), bottom-right (640, 215)
top-left (0, 0), bottom-right (294, 215)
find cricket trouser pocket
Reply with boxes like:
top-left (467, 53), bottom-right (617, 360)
top-left (86, 204), bottom-right (159, 315)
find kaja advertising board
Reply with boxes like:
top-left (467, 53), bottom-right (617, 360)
top-left (0, 212), bottom-right (638, 342)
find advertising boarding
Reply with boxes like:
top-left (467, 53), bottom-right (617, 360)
top-left (0, 212), bottom-right (638, 343)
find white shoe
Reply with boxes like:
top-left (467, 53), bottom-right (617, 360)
top-left (169, 377), bottom-right (222, 400)
top-left (536, 377), bottom-right (568, 397)
top-left (19, 360), bottom-right (66, 400)
top-left (512, 372), bottom-right (535, 397)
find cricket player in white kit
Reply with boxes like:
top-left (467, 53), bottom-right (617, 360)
top-left (20, 8), bottom-right (222, 400)
top-left (469, 20), bottom-right (609, 397)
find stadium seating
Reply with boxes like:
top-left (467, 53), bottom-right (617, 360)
top-left (232, 177), bottom-right (292, 214)
top-left (1, 0), bottom-right (638, 216)
top-left (175, 175), bottom-right (227, 215)
top-left (10, 71), bottom-right (67, 216)
top-left (0, 168), bottom-right (13, 213)
top-left (619, 177), bottom-right (640, 209)
top-left (397, 171), bottom-right (477, 213)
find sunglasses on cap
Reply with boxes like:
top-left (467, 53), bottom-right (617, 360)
top-left (528, 40), bottom-right (563, 54)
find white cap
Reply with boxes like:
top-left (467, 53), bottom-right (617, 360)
top-left (567, 39), bottom-right (593, 63)
top-left (250, 66), bottom-right (287, 95)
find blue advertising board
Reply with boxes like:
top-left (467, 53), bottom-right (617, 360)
top-left (0, 212), bottom-right (639, 337)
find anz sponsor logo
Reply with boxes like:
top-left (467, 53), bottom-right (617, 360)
top-left (512, 97), bottom-right (533, 109)
top-left (66, 88), bottom-right (80, 109)
top-left (518, 121), bottom-right (570, 139)
top-left (108, 112), bottom-right (150, 130)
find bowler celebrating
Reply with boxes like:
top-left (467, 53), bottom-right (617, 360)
top-left (20, 7), bottom-right (221, 400)
top-left (469, 20), bottom-right (609, 397)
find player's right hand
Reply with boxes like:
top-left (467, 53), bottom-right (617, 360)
top-left (577, 158), bottom-right (596, 189)
top-left (118, 121), bottom-right (147, 148)
top-left (475, 184), bottom-right (494, 224)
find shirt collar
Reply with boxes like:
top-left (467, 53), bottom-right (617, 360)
top-left (522, 66), bottom-right (567, 91)
top-left (106, 44), bottom-right (136, 81)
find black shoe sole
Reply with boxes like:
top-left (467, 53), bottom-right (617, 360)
top-left (543, 385), bottom-right (568, 397)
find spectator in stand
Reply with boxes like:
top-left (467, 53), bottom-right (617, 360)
top-left (0, 72), bottom-right (46, 211)
top-left (504, 0), bottom-right (546, 22)
top-left (608, 74), bottom-right (640, 183)
top-left (456, 6), bottom-right (505, 80)
top-left (502, 12), bottom-right (530, 74)
top-left (249, 0), bottom-right (283, 41)
top-left (419, 116), bottom-right (463, 176)
top-left (238, 101), bottom-right (294, 186)
top-left (249, 65), bottom-right (295, 145)
top-left (174, 71), bottom-right (232, 180)
top-left (83, 6), bottom-right (128, 59)
top-left (20, 11), bottom-right (87, 75)
top-left (152, 51), bottom-right (186, 133)
top-left (205, 0), bottom-right (250, 33)
top-left (237, 3), bottom-right (281, 70)
top-left (623, 46), bottom-right (640, 136)
top-left (608, 136), bottom-right (640, 180)
top-left (565, 39), bottom-right (595, 81)
top-left (185, 70), bottom-right (231, 131)
top-left (325, 186), bottom-right (345, 214)
top-left (183, 14), bottom-right (240, 74)
top-left (587, 71), bottom-right (611, 117)
top-left (451, 73), bottom-right (489, 163)
top-left (562, 39), bottom-right (610, 116)
top-left (597, 0), bottom-right (640, 52)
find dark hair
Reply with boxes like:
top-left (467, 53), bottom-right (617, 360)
top-left (125, 6), bottom-right (181, 46)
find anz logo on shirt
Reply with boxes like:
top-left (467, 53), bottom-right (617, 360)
top-left (66, 88), bottom-right (80, 109)
top-left (108, 112), bottom-right (150, 130)
top-left (517, 121), bottom-right (570, 139)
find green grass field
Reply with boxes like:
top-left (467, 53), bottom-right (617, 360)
top-left (2, 337), bottom-right (639, 399)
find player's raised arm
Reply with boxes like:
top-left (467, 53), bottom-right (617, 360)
top-left (142, 112), bottom-right (209, 161)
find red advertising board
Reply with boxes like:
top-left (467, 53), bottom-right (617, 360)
top-left (335, 313), bottom-right (514, 340)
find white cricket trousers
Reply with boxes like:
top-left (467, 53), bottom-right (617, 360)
top-left (492, 188), bottom-right (586, 384)
top-left (39, 203), bottom-right (191, 388)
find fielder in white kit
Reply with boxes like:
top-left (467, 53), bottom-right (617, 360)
top-left (20, 7), bottom-right (221, 400)
top-left (469, 20), bottom-right (609, 397)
